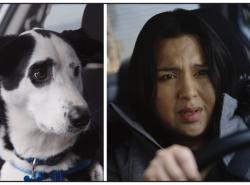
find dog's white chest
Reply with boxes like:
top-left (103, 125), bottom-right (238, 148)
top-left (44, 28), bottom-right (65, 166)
top-left (0, 162), bottom-right (27, 181)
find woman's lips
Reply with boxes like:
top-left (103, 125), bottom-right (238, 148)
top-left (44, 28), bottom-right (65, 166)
top-left (178, 107), bottom-right (202, 123)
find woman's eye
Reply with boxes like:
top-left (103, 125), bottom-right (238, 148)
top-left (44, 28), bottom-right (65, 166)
top-left (196, 69), bottom-right (209, 77)
top-left (159, 73), bottom-right (177, 81)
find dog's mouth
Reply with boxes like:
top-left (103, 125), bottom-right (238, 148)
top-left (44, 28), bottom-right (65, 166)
top-left (68, 119), bottom-right (91, 133)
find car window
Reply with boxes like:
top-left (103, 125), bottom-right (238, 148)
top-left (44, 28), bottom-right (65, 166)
top-left (240, 5), bottom-right (250, 46)
top-left (44, 4), bottom-right (85, 32)
top-left (108, 4), bottom-right (199, 63)
top-left (107, 4), bottom-right (199, 74)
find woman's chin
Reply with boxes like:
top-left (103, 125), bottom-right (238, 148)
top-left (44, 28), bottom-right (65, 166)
top-left (177, 126), bottom-right (207, 138)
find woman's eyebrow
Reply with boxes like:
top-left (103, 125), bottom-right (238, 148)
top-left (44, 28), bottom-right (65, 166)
top-left (157, 67), bottom-right (179, 72)
top-left (194, 64), bottom-right (208, 68)
top-left (157, 64), bottom-right (208, 71)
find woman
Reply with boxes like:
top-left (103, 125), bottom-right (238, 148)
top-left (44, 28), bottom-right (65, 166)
top-left (108, 8), bottom-right (250, 181)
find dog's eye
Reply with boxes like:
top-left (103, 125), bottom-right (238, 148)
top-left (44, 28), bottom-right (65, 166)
top-left (31, 63), bottom-right (52, 83)
top-left (29, 59), bottom-right (53, 87)
top-left (33, 67), bottom-right (49, 81)
top-left (74, 66), bottom-right (80, 77)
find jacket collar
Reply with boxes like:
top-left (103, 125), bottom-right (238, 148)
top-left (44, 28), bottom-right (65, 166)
top-left (219, 93), bottom-right (250, 180)
top-left (110, 103), bottom-right (163, 149)
top-left (220, 93), bottom-right (247, 138)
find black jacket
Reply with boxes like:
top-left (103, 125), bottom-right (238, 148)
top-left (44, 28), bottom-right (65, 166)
top-left (108, 94), bottom-right (250, 181)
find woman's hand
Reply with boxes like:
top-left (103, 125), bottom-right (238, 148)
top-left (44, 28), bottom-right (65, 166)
top-left (143, 144), bottom-right (202, 181)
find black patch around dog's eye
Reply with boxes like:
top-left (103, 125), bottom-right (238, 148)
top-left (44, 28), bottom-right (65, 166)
top-left (35, 29), bottom-right (51, 38)
top-left (69, 63), bottom-right (80, 77)
top-left (69, 63), bottom-right (74, 69)
top-left (28, 58), bottom-right (54, 87)
top-left (74, 66), bottom-right (80, 77)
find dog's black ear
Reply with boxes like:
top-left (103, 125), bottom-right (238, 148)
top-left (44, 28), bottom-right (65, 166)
top-left (0, 35), bottom-right (34, 76)
top-left (0, 35), bottom-right (18, 49)
top-left (0, 35), bottom-right (35, 90)
top-left (0, 35), bottom-right (19, 76)
top-left (61, 28), bottom-right (103, 66)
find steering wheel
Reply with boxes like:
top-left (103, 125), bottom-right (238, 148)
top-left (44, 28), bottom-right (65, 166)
top-left (195, 129), bottom-right (250, 171)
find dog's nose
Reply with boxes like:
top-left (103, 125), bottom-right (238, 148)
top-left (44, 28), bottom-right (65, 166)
top-left (69, 106), bottom-right (90, 128)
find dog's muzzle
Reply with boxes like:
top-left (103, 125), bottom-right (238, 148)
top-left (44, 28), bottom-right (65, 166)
top-left (68, 106), bottom-right (90, 129)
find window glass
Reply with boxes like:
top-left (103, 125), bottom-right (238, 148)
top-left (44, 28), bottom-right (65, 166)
top-left (241, 5), bottom-right (250, 42)
top-left (44, 4), bottom-right (85, 32)
top-left (108, 4), bottom-right (199, 62)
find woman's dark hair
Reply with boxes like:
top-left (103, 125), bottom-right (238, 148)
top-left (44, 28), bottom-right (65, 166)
top-left (128, 8), bottom-right (247, 141)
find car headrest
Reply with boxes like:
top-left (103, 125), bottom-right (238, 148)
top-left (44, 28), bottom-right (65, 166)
top-left (193, 8), bottom-right (250, 82)
top-left (82, 4), bottom-right (103, 42)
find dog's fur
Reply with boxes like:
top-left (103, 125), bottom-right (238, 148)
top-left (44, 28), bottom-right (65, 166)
top-left (0, 28), bottom-right (103, 181)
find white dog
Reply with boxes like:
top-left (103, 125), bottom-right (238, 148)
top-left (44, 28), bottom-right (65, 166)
top-left (0, 28), bottom-right (103, 181)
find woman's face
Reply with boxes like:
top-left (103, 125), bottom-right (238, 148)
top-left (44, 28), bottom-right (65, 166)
top-left (154, 35), bottom-right (216, 137)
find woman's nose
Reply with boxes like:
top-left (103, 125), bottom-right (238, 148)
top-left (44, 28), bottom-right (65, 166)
top-left (178, 75), bottom-right (198, 100)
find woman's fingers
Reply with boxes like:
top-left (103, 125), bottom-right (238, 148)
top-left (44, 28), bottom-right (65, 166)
top-left (173, 145), bottom-right (202, 181)
top-left (144, 159), bottom-right (171, 181)
top-left (156, 148), bottom-right (187, 180)
top-left (143, 145), bottom-right (202, 181)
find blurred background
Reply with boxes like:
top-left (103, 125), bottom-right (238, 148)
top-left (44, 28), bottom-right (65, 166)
top-left (107, 4), bottom-right (198, 72)
top-left (0, 4), bottom-right (84, 34)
